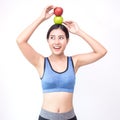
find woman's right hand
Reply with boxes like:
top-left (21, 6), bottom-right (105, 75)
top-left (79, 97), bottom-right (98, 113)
top-left (40, 5), bottom-right (55, 21)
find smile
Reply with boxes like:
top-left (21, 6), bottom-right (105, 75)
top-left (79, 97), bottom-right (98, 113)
top-left (53, 46), bottom-right (61, 49)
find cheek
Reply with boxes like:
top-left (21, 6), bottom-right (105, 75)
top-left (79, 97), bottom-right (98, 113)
top-left (48, 42), bottom-right (54, 50)
top-left (62, 40), bottom-right (68, 46)
top-left (61, 42), bottom-right (68, 49)
top-left (47, 40), bottom-right (52, 45)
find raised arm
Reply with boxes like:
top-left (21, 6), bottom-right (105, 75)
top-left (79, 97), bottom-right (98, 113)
top-left (64, 21), bottom-right (107, 71)
top-left (16, 5), bottom-right (54, 67)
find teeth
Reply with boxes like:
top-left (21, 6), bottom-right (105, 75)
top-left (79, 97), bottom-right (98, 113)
top-left (54, 46), bottom-right (61, 49)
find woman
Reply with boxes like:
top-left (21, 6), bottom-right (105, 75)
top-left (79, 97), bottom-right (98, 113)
top-left (16, 5), bottom-right (107, 120)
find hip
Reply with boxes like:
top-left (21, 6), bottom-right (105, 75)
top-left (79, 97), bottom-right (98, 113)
top-left (38, 108), bottom-right (77, 120)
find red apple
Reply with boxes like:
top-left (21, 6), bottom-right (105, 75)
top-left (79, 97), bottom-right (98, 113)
top-left (54, 7), bottom-right (63, 16)
top-left (54, 16), bottom-right (63, 24)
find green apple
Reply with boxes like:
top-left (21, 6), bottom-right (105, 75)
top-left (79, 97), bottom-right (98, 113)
top-left (54, 16), bottom-right (63, 24)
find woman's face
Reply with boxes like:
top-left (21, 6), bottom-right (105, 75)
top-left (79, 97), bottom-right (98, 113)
top-left (48, 28), bottom-right (68, 56)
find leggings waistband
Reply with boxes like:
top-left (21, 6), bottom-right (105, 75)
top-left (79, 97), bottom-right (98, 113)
top-left (40, 108), bottom-right (76, 120)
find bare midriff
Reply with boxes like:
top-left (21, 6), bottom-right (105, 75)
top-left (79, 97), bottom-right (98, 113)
top-left (42, 92), bottom-right (73, 113)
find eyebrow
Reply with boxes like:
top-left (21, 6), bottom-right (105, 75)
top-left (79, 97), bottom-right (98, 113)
top-left (49, 35), bottom-right (65, 37)
top-left (49, 35), bottom-right (55, 36)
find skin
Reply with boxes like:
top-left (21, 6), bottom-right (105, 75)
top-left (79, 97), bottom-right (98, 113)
top-left (16, 5), bottom-right (107, 113)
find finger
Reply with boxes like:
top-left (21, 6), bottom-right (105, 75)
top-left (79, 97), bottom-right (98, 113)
top-left (46, 5), bottom-right (54, 9)
top-left (49, 12), bottom-right (54, 17)
top-left (46, 5), bottom-right (54, 12)
top-left (63, 21), bottom-right (71, 26)
top-left (64, 21), bottom-right (73, 24)
top-left (63, 21), bottom-right (73, 27)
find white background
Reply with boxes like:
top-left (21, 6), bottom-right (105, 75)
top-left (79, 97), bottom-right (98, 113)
top-left (0, 0), bottom-right (120, 120)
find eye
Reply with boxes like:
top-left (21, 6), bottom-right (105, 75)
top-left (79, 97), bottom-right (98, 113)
top-left (59, 36), bottom-right (64, 40)
top-left (49, 36), bottom-right (55, 40)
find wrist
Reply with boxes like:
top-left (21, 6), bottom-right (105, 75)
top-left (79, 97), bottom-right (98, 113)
top-left (37, 16), bottom-right (45, 24)
top-left (76, 29), bottom-right (85, 36)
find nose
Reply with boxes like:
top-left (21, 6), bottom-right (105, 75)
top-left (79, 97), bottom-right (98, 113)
top-left (54, 39), bottom-right (59, 44)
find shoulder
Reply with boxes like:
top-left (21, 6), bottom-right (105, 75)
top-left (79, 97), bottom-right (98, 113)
top-left (71, 54), bottom-right (89, 72)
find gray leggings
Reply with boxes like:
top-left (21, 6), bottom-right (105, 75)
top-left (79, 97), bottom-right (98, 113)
top-left (38, 108), bottom-right (77, 120)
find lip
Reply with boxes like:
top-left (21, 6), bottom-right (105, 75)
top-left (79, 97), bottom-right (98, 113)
top-left (53, 46), bottom-right (61, 52)
top-left (53, 45), bottom-right (61, 49)
top-left (53, 47), bottom-right (61, 51)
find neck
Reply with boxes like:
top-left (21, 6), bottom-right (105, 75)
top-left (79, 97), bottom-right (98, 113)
top-left (50, 54), bottom-right (66, 61)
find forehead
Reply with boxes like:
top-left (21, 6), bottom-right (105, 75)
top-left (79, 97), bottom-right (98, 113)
top-left (49, 28), bottom-right (65, 36)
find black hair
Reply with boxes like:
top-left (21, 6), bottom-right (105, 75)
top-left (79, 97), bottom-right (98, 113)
top-left (46, 24), bottom-right (69, 39)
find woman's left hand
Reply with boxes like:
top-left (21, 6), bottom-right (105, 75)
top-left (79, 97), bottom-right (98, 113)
top-left (63, 21), bottom-right (80, 35)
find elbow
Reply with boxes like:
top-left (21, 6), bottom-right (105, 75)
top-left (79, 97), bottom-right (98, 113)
top-left (100, 48), bottom-right (107, 58)
top-left (16, 36), bottom-right (21, 45)
top-left (16, 38), bottom-right (19, 45)
top-left (16, 39), bottom-right (22, 48)
top-left (103, 48), bottom-right (107, 55)
top-left (16, 38), bottom-right (25, 49)
top-left (95, 48), bottom-right (107, 59)
top-left (16, 36), bottom-right (25, 46)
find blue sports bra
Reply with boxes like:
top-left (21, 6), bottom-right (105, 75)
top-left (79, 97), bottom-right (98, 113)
top-left (41, 56), bottom-right (76, 93)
